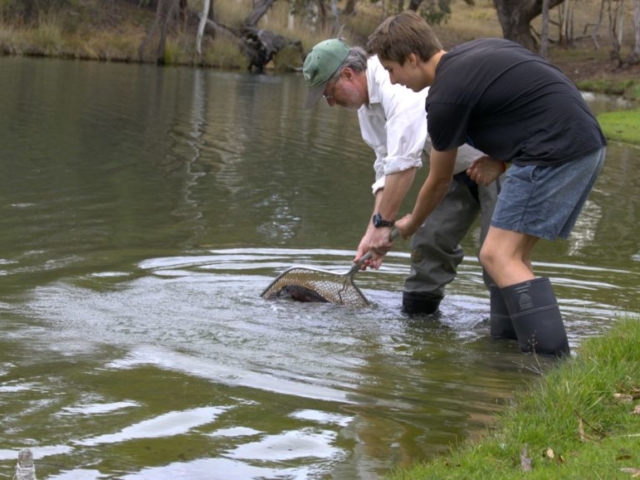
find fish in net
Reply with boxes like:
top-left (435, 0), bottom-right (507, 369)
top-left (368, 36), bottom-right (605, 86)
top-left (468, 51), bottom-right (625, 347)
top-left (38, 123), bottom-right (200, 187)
top-left (261, 229), bottom-right (398, 307)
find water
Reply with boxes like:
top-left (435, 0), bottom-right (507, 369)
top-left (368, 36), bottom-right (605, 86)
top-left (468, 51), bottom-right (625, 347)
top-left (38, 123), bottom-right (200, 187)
top-left (0, 56), bottom-right (638, 479)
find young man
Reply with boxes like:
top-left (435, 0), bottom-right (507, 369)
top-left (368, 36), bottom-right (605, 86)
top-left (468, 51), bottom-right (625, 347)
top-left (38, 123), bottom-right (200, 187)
top-left (302, 39), bottom-right (505, 315)
top-left (367, 11), bottom-right (607, 356)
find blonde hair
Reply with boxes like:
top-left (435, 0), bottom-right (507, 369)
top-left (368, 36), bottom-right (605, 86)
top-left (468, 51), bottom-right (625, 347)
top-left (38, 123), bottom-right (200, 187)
top-left (367, 11), bottom-right (442, 64)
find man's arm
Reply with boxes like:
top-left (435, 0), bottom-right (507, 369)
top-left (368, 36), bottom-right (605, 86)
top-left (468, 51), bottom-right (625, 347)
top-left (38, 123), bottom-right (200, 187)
top-left (373, 168), bottom-right (417, 223)
top-left (356, 167), bottom-right (417, 269)
top-left (356, 59), bottom-right (427, 266)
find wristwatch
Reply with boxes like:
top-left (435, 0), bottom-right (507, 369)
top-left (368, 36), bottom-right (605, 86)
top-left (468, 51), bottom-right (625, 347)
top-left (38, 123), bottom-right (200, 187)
top-left (372, 213), bottom-right (395, 228)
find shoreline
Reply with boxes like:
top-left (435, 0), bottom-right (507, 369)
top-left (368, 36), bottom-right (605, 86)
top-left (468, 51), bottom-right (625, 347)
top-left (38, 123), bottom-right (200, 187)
top-left (387, 316), bottom-right (640, 479)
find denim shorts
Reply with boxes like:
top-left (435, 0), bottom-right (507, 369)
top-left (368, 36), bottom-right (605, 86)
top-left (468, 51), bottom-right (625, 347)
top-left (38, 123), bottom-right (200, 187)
top-left (491, 147), bottom-right (606, 240)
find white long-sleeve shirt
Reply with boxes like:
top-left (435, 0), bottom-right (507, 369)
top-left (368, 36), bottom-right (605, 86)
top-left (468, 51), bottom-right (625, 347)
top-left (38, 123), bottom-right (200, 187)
top-left (357, 56), bottom-right (483, 195)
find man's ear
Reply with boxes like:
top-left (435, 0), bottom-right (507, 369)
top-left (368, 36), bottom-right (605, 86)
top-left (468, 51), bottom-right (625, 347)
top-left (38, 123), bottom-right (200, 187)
top-left (341, 67), bottom-right (354, 81)
top-left (406, 53), bottom-right (418, 67)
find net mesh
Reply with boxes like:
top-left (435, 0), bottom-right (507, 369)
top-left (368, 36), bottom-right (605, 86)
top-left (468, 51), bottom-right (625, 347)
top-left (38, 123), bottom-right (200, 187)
top-left (261, 266), bottom-right (370, 307)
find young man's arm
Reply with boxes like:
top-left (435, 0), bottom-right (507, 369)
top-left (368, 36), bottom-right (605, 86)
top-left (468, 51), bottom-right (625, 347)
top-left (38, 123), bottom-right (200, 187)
top-left (395, 148), bottom-right (457, 238)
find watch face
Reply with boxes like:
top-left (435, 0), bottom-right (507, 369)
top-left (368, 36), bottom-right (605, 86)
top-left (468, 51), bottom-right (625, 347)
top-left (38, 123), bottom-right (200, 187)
top-left (373, 213), bottom-right (393, 228)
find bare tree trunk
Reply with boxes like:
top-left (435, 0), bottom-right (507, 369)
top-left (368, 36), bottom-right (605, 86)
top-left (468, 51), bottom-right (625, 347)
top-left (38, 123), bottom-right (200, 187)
top-left (197, 0), bottom-right (212, 56)
top-left (203, 18), bottom-right (244, 45)
top-left (557, 0), bottom-right (568, 46)
top-left (330, 0), bottom-right (341, 34)
top-left (568, 0), bottom-right (577, 45)
top-left (157, 0), bottom-right (179, 63)
top-left (191, 0), bottom-right (303, 72)
top-left (138, 0), bottom-right (181, 64)
top-left (493, 0), bottom-right (564, 51)
top-left (179, 0), bottom-right (188, 28)
top-left (343, 0), bottom-right (357, 15)
top-left (540, 0), bottom-right (550, 57)
top-left (558, 0), bottom-right (577, 47)
top-left (630, 0), bottom-right (640, 63)
top-left (586, 0), bottom-right (606, 49)
top-left (607, 0), bottom-right (624, 64)
top-left (244, 0), bottom-right (277, 26)
top-left (617, 0), bottom-right (625, 47)
top-left (315, 0), bottom-right (328, 30)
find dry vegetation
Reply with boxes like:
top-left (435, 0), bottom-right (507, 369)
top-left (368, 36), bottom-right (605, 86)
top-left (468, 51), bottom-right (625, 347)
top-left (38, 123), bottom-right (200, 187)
top-left (210, 0), bottom-right (640, 90)
top-left (0, 0), bottom-right (638, 91)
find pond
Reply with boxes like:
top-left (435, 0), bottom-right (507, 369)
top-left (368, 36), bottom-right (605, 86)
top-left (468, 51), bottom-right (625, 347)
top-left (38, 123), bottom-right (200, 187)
top-left (0, 56), bottom-right (638, 479)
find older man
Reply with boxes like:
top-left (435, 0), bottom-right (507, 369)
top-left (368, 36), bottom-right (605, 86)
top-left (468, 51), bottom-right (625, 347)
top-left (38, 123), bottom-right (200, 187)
top-left (302, 39), bottom-right (507, 319)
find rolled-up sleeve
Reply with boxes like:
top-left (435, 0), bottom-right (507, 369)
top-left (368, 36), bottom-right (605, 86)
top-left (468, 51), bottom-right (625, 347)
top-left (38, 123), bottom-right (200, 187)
top-left (359, 58), bottom-right (427, 195)
top-left (380, 85), bottom-right (427, 176)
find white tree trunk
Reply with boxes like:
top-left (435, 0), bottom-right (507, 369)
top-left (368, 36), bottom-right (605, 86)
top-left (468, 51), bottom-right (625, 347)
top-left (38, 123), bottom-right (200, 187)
top-left (196, 0), bottom-right (212, 56)
top-left (558, 0), bottom-right (568, 45)
top-left (540, 0), bottom-right (550, 57)
top-left (617, 0), bottom-right (625, 46)
top-left (635, 0), bottom-right (640, 56)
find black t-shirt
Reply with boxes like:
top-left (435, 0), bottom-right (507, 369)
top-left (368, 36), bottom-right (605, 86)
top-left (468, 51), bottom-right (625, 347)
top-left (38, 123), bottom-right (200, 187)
top-left (425, 38), bottom-right (606, 166)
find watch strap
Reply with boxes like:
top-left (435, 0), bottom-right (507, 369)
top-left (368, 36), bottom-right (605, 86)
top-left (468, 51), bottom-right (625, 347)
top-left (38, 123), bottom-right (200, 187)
top-left (372, 213), bottom-right (395, 228)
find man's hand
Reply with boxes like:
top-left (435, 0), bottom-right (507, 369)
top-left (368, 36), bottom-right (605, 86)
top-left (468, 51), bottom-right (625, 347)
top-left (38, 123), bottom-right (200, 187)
top-left (369, 227), bottom-right (395, 261)
top-left (354, 227), bottom-right (396, 269)
top-left (467, 155), bottom-right (506, 186)
top-left (355, 232), bottom-right (383, 270)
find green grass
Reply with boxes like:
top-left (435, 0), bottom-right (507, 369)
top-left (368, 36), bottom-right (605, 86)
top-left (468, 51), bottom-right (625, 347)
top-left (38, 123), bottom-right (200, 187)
top-left (386, 316), bottom-right (640, 479)
top-left (578, 79), bottom-right (640, 101)
top-left (598, 109), bottom-right (640, 145)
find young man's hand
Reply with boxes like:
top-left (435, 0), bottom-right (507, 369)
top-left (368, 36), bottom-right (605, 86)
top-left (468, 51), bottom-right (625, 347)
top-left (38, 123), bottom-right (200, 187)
top-left (467, 155), bottom-right (506, 186)
top-left (395, 214), bottom-right (419, 238)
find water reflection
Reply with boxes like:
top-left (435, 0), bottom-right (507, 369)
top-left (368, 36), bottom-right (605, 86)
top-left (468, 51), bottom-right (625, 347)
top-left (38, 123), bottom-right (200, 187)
top-left (0, 57), bottom-right (638, 479)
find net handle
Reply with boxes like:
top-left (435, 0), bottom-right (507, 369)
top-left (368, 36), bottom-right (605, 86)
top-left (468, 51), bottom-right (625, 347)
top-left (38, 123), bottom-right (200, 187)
top-left (347, 227), bottom-right (400, 275)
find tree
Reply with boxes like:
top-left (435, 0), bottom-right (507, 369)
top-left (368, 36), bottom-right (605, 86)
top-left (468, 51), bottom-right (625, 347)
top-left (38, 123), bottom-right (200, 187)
top-left (138, 0), bottom-right (181, 64)
top-left (631, 0), bottom-right (640, 63)
top-left (405, 0), bottom-right (467, 26)
top-left (199, 0), bottom-right (304, 72)
top-left (196, 0), bottom-right (212, 56)
top-left (607, 0), bottom-right (625, 64)
top-left (493, 0), bottom-right (565, 51)
top-left (540, 0), bottom-right (550, 57)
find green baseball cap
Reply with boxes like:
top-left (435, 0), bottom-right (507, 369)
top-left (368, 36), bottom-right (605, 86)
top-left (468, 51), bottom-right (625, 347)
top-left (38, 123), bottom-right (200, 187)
top-left (302, 39), bottom-right (350, 108)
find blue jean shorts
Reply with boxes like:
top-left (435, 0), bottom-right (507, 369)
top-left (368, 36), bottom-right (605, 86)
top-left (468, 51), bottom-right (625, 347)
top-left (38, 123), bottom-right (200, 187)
top-left (491, 147), bottom-right (606, 240)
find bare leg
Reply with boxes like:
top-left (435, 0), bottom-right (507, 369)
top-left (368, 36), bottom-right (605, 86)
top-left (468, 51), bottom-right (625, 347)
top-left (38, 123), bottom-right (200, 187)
top-left (481, 226), bottom-right (569, 356)
top-left (479, 226), bottom-right (539, 288)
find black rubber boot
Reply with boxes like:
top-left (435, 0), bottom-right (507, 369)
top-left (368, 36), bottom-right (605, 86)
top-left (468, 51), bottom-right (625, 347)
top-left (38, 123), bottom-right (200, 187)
top-left (402, 291), bottom-right (443, 315)
top-left (489, 284), bottom-right (517, 340)
top-left (501, 278), bottom-right (570, 357)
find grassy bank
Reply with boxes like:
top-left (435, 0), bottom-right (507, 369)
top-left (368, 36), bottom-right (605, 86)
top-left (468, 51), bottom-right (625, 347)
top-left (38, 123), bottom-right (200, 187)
top-left (598, 109), bottom-right (640, 145)
top-left (387, 316), bottom-right (640, 479)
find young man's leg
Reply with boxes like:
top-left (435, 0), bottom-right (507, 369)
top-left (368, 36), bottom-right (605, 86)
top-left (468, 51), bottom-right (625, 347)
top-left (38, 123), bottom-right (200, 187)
top-left (403, 175), bottom-right (480, 314)
top-left (477, 175), bottom-right (515, 339)
top-left (481, 227), bottom-right (569, 356)
top-left (478, 149), bottom-right (605, 356)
